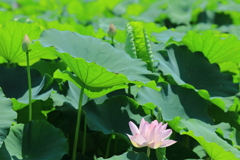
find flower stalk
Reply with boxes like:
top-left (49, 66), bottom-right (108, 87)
top-left (82, 113), bottom-right (87, 155)
top-left (72, 87), bottom-right (85, 160)
top-left (26, 51), bottom-right (32, 122)
top-left (147, 147), bottom-right (150, 157)
top-left (22, 34), bottom-right (32, 122)
top-left (105, 134), bottom-right (113, 158)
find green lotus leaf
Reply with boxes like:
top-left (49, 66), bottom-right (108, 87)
top-left (0, 21), bottom-right (57, 65)
top-left (0, 143), bottom-right (11, 160)
top-left (37, 29), bottom-right (159, 98)
top-left (0, 66), bottom-right (53, 110)
top-left (182, 30), bottom-right (240, 63)
top-left (0, 120), bottom-right (67, 160)
top-left (152, 29), bottom-right (185, 44)
top-left (0, 90), bottom-right (17, 148)
top-left (38, 29), bottom-right (158, 83)
top-left (179, 119), bottom-right (240, 160)
top-left (50, 81), bottom-right (89, 109)
top-left (154, 44), bottom-right (239, 111)
top-left (67, 0), bottom-right (106, 24)
top-left (136, 83), bottom-right (213, 123)
top-left (130, 1), bottom-right (166, 23)
top-left (31, 59), bottom-right (67, 77)
top-left (53, 57), bottom-right (128, 99)
top-left (0, 66), bottom-right (42, 99)
top-left (83, 96), bottom-right (148, 137)
top-left (97, 151), bottom-right (149, 160)
top-left (165, 0), bottom-right (194, 24)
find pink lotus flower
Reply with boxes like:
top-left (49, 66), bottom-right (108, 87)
top-left (127, 118), bottom-right (176, 149)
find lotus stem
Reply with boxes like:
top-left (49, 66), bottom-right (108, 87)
top-left (7, 61), bottom-right (10, 68)
top-left (82, 113), bottom-right (87, 155)
top-left (26, 51), bottom-right (32, 122)
top-left (105, 134), bottom-right (113, 158)
top-left (147, 147), bottom-right (150, 157)
top-left (128, 84), bottom-right (131, 95)
top-left (111, 37), bottom-right (115, 47)
top-left (72, 87), bottom-right (85, 160)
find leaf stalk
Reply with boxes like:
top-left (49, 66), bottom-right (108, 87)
top-left (72, 87), bottom-right (85, 160)
top-left (26, 51), bottom-right (32, 122)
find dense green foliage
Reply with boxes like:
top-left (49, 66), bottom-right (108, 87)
top-left (0, 0), bottom-right (239, 160)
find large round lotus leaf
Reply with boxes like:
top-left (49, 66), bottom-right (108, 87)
top-left (154, 44), bottom-right (239, 111)
top-left (182, 30), bottom-right (240, 63)
top-left (37, 29), bottom-right (159, 98)
top-left (136, 83), bottom-right (213, 123)
top-left (0, 66), bottom-right (42, 99)
top-left (83, 96), bottom-right (148, 137)
top-left (0, 66), bottom-right (53, 110)
top-left (179, 119), bottom-right (240, 160)
top-left (97, 151), bottom-right (149, 160)
top-left (37, 29), bottom-right (159, 86)
top-left (0, 21), bottom-right (56, 65)
top-left (0, 120), bottom-right (67, 160)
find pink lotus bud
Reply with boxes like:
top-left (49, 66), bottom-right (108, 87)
top-left (127, 118), bottom-right (176, 149)
top-left (22, 34), bottom-right (31, 52)
top-left (108, 23), bottom-right (116, 38)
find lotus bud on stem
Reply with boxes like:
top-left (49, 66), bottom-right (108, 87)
top-left (22, 34), bottom-right (33, 122)
top-left (108, 23), bottom-right (116, 47)
top-left (22, 34), bottom-right (31, 52)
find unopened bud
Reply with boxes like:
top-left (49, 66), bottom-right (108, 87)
top-left (108, 23), bottom-right (116, 38)
top-left (22, 34), bottom-right (31, 52)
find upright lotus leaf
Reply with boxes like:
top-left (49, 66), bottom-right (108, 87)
top-left (154, 44), bottom-right (239, 111)
top-left (0, 90), bottom-right (17, 148)
top-left (0, 66), bottom-right (53, 110)
top-left (125, 22), bottom-right (155, 72)
top-left (136, 84), bottom-right (213, 123)
top-left (0, 120), bottom-right (68, 160)
top-left (12, 74), bottom-right (54, 111)
top-left (0, 21), bottom-right (57, 65)
top-left (31, 59), bottom-right (67, 77)
top-left (53, 55), bottom-right (129, 98)
top-left (97, 151), bottom-right (149, 160)
top-left (51, 81), bottom-right (89, 109)
top-left (0, 143), bottom-right (11, 160)
top-left (83, 96), bottom-right (148, 138)
top-left (37, 29), bottom-right (159, 98)
top-left (182, 30), bottom-right (240, 63)
top-left (178, 119), bottom-right (240, 160)
top-left (0, 66), bottom-right (42, 99)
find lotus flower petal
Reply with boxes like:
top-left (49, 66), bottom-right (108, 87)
top-left (160, 140), bottom-right (177, 147)
top-left (129, 121), bottom-right (140, 135)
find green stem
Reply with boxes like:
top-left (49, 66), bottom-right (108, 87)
top-left (147, 147), bottom-right (150, 157)
top-left (26, 52), bottom-right (32, 122)
top-left (7, 61), bottom-right (10, 68)
top-left (72, 88), bottom-right (85, 160)
top-left (105, 134), bottom-right (113, 158)
top-left (128, 84), bottom-right (131, 95)
top-left (82, 113), bottom-right (87, 155)
top-left (235, 102), bottom-right (239, 113)
top-left (113, 135), bottom-right (117, 155)
top-left (111, 37), bottom-right (115, 47)
top-left (157, 107), bottom-right (162, 122)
